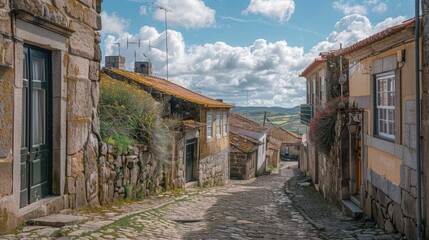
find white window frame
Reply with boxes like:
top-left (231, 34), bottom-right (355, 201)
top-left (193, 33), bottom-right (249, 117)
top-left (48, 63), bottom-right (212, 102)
top-left (206, 112), bottom-right (213, 142)
top-left (375, 72), bottom-right (395, 140)
top-left (216, 112), bottom-right (221, 139)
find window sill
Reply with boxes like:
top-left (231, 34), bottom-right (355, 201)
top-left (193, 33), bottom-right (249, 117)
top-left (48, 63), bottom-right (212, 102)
top-left (207, 136), bottom-right (213, 143)
top-left (374, 134), bottom-right (395, 143)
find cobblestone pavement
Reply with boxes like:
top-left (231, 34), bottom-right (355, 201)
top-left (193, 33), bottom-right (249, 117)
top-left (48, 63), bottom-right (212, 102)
top-left (1, 162), bottom-right (405, 240)
top-left (284, 166), bottom-right (405, 240)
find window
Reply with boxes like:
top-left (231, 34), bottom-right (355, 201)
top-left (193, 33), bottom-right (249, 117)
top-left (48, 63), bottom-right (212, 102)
top-left (216, 112), bottom-right (221, 138)
top-left (222, 112), bottom-right (228, 136)
top-left (207, 113), bottom-right (213, 140)
top-left (375, 72), bottom-right (395, 139)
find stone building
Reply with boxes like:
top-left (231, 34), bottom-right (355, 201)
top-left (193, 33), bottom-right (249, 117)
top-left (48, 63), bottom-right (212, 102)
top-left (229, 131), bottom-right (261, 180)
top-left (229, 113), bottom-right (268, 175)
top-left (333, 18), bottom-right (421, 239)
top-left (102, 67), bottom-right (234, 187)
top-left (0, 0), bottom-right (101, 233)
top-left (299, 54), bottom-right (349, 202)
top-left (268, 127), bottom-right (301, 158)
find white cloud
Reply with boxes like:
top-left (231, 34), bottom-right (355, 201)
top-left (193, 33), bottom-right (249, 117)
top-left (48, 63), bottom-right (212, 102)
top-left (309, 14), bottom-right (407, 54)
top-left (139, 6), bottom-right (147, 16)
top-left (242, 0), bottom-right (295, 23)
top-left (333, 0), bottom-right (389, 15)
top-left (102, 14), bottom-right (407, 107)
top-left (332, 0), bottom-right (367, 15)
top-left (100, 11), bottom-right (130, 35)
top-left (372, 3), bottom-right (388, 14)
top-left (151, 0), bottom-right (215, 29)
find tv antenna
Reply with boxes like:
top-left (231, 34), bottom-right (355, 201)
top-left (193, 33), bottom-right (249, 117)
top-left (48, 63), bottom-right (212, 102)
top-left (146, 2), bottom-right (171, 81)
top-left (127, 37), bottom-right (141, 49)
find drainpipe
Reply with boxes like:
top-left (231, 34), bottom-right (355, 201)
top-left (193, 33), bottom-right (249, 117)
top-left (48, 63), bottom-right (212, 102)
top-left (415, 1), bottom-right (423, 239)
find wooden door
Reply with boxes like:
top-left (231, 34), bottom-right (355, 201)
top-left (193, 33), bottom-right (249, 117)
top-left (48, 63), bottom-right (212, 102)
top-left (20, 46), bottom-right (52, 208)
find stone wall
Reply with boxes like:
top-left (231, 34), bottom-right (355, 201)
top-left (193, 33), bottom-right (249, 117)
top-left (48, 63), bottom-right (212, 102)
top-left (199, 147), bottom-right (230, 187)
top-left (362, 164), bottom-right (418, 239)
top-left (230, 151), bottom-right (256, 180)
top-left (65, 137), bottom-right (184, 208)
top-left (0, 0), bottom-right (101, 233)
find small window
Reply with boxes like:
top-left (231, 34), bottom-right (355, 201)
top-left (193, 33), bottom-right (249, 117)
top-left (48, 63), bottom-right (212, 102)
top-left (223, 112), bottom-right (228, 136)
top-left (216, 112), bottom-right (221, 139)
top-left (375, 72), bottom-right (395, 140)
top-left (207, 113), bottom-right (213, 140)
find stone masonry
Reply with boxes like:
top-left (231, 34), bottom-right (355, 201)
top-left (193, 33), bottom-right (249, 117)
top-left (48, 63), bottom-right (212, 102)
top-left (199, 148), bottom-right (230, 187)
top-left (0, 0), bottom-right (101, 233)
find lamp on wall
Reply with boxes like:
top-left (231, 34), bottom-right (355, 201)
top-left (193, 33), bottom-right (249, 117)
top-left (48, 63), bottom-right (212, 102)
top-left (347, 101), bottom-right (363, 136)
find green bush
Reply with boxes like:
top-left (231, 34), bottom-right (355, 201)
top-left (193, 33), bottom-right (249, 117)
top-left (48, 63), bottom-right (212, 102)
top-left (98, 75), bottom-right (173, 163)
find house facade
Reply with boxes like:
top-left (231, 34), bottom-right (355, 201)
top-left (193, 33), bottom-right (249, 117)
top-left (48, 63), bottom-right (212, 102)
top-left (299, 54), bottom-right (348, 199)
top-left (0, 0), bottom-right (102, 232)
top-left (229, 113), bottom-right (268, 175)
top-left (229, 132), bottom-right (261, 180)
top-left (268, 127), bottom-right (301, 158)
top-left (103, 67), bottom-right (234, 188)
top-left (335, 18), bottom-right (422, 239)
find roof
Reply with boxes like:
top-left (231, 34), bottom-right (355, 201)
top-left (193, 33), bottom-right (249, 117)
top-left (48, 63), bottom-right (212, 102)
top-left (268, 127), bottom-right (301, 139)
top-left (229, 113), bottom-right (268, 133)
top-left (182, 120), bottom-right (205, 129)
top-left (268, 137), bottom-right (281, 150)
top-left (103, 68), bottom-right (234, 109)
top-left (299, 57), bottom-right (326, 77)
top-left (230, 131), bottom-right (262, 153)
top-left (333, 18), bottom-right (416, 56)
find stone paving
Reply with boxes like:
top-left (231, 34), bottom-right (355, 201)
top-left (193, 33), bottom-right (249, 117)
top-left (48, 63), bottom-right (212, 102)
top-left (0, 162), bottom-right (406, 239)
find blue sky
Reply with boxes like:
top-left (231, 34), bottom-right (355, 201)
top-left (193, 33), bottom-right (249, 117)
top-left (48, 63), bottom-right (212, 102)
top-left (101, 0), bottom-right (414, 107)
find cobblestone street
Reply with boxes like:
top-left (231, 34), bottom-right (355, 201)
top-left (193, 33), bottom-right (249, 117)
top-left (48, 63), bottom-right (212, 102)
top-left (1, 163), bottom-right (404, 240)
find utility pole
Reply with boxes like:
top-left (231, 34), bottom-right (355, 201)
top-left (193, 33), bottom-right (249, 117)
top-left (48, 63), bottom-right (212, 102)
top-left (263, 111), bottom-right (267, 126)
top-left (147, 2), bottom-right (171, 81)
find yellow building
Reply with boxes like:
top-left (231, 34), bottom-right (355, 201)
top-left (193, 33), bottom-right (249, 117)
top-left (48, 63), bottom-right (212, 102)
top-left (335, 18), bottom-right (420, 239)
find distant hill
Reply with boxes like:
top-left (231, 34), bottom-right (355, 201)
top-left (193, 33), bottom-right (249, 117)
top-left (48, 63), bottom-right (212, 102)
top-left (231, 106), bottom-right (307, 134)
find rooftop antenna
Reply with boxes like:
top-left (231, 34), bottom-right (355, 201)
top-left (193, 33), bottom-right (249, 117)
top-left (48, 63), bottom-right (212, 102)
top-left (127, 37), bottom-right (141, 49)
top-left (146, 2), bottom-right (171, 81)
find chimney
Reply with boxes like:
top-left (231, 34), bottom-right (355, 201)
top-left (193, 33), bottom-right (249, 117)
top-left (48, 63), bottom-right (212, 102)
top-left (134, 61), bottom-right (153, 75)
top-left (105, 56), bottom-right (126, 70)
top-left (216, 99), bottom-right (223, 102)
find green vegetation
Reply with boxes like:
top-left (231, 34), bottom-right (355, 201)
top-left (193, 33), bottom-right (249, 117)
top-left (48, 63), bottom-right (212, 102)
top-left (231, 106), bottom-right (306, 134)
top-left (98, 77), bottom-right (174, 163)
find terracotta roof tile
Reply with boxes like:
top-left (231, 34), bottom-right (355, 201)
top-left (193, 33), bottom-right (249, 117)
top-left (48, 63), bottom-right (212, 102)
top-left (230, 131), bottom-right (261, 153)
top-left (299, 57), bottom-right (326, 77)
top-left (103, 68), bottom-right (234, 109)
top-left (229, 113), bottom-right (268, 133)
top-left (182, 120), bottom-right (206, 129)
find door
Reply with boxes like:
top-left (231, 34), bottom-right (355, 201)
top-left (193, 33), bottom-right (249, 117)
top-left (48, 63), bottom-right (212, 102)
top-left (185, 141), bottom-right (195, 182)
top-left (356, 126), bottom-right (362, 195)
top-left (20, 46), bottom-right (52, 208)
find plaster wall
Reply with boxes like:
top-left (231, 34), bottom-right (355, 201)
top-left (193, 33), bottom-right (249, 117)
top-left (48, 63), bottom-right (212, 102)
top-left (367, 147), bottom-right (401, 186)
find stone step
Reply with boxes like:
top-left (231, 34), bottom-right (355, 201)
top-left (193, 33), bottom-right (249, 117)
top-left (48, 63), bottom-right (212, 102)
top-left (342, 200), bottom-right (364, 219)
top-left (185, 181), bottom-right (198, 188)
top-left (27, 214), bottom-right (87, 227)
top-left (350, 194), bottom-right (361, 207)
